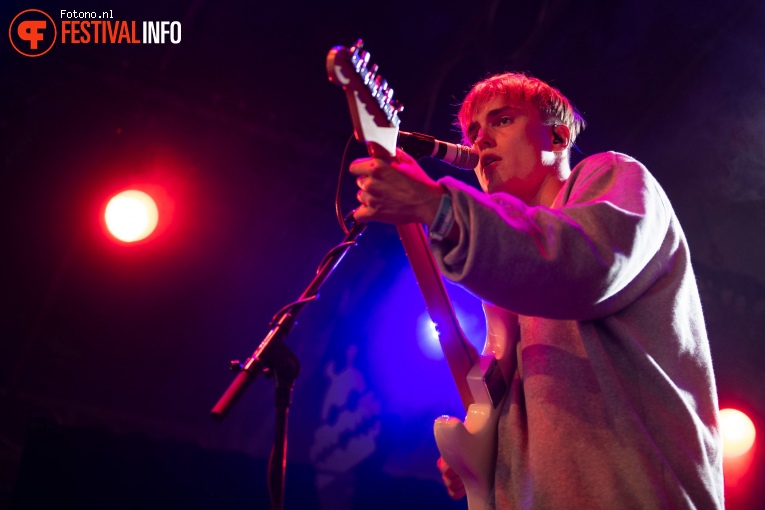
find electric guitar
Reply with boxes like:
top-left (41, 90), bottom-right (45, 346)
top-left (327, 40), bottom-right (518, 510)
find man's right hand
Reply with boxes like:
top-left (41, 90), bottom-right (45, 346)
top-left (437, 456), bottom-right (466, 500)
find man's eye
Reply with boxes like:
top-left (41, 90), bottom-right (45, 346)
top-left (498, 116), bottom-right (513, 125)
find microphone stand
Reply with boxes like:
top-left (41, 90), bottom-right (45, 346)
top-left (211, 217), bottom-right (367, 510)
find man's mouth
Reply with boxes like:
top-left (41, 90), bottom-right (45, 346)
top-left (481, 154), bottom-right (501, 169)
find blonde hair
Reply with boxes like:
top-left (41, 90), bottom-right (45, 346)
top-left (457, 72), bottom-right (585, 145)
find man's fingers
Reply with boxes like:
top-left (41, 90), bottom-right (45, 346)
top-left (352, 204), bottom-right (376, 223)
top-left (447, 485), bottom-right (466, 500)
top-left (443, 474), bottom-right (466, 500)
top-left (356, 188), bottom-right (379, 204)
top-left (349, 157), bottom-right (385, 176)
top-left (436, 457), bottom-right (466, 500)
top-left (348, 158), bottom-right (371, 176)
top-left (356, 176), bottom-right (379, 195)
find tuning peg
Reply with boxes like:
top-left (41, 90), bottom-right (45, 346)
top-left (356, 51), bottom-right (371, 75)
top-left (370, 72), bottom-right (383, 94)
top-left (365, 64), bottom-right (379, 86)
top-left (391, 99), bottom-right (404, 113)
top-left (370, 64), bottom-right (379, 83)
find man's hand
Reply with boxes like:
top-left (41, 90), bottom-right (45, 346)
top-left (437, 456), bottom-right (466, 500)
top-left (350, 148), bottom-right (444, 225)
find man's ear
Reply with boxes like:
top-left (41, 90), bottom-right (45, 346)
top-left (551, 124), bottom-right (571, 151)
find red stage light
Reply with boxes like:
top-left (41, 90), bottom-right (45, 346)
top-left (720, 408), bottom-right (756, 458)
top-left (104, 190), bottom-right (159, 242)
top-left (720, 407), bottom-right (756, 492)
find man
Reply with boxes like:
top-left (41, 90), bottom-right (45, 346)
top-left (349, 73), bottom-right (723, 508)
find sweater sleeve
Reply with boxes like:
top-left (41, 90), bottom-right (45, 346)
top-left (430, 152), bottom-right (672, 321)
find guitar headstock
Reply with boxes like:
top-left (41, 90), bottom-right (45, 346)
top-left (327, 39), bottom-right (403, 157)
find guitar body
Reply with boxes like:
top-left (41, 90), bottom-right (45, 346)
top-left (327, 41), bottom-right (518, 509)
top-left (434, 303), bottom-right (518, 510)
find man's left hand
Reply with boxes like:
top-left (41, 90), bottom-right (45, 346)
top-left (349, 148), bottom-right (444, 225)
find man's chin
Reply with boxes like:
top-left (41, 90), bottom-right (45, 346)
top-left (487, 181), bottom-right (508, 195)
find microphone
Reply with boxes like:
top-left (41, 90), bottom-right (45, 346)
top-left (397, 131), bottom-right (478, 170)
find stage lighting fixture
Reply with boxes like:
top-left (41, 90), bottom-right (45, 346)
top-left (105, 190), bottom-right (159, 242)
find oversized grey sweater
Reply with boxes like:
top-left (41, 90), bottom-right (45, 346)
top-left (431, 152), bottom-right (724, 509)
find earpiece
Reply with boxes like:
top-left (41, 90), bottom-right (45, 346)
top-left (551, 125), bottom-right (564, 145)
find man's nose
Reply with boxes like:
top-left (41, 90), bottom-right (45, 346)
top-left (474, 128), bottom-right (495, 149)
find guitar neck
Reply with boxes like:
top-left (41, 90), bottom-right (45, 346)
top-left (396, 222), bottom-right (478, 410)
top-left (363, 142), bottom-right (478, 410)
top-left (327, 41), bottom-right (479, 411)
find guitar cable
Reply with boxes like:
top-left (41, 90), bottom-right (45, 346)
top-left (334, 133), bottom-right (356, 235)
top-left (265, 134), bottom-right (359, 327)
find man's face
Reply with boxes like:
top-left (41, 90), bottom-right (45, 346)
top-left (466, 96), bottom-right (556, 199)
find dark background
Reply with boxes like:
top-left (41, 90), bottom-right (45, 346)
top-left (1, 0), bottom-right (764, 508)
